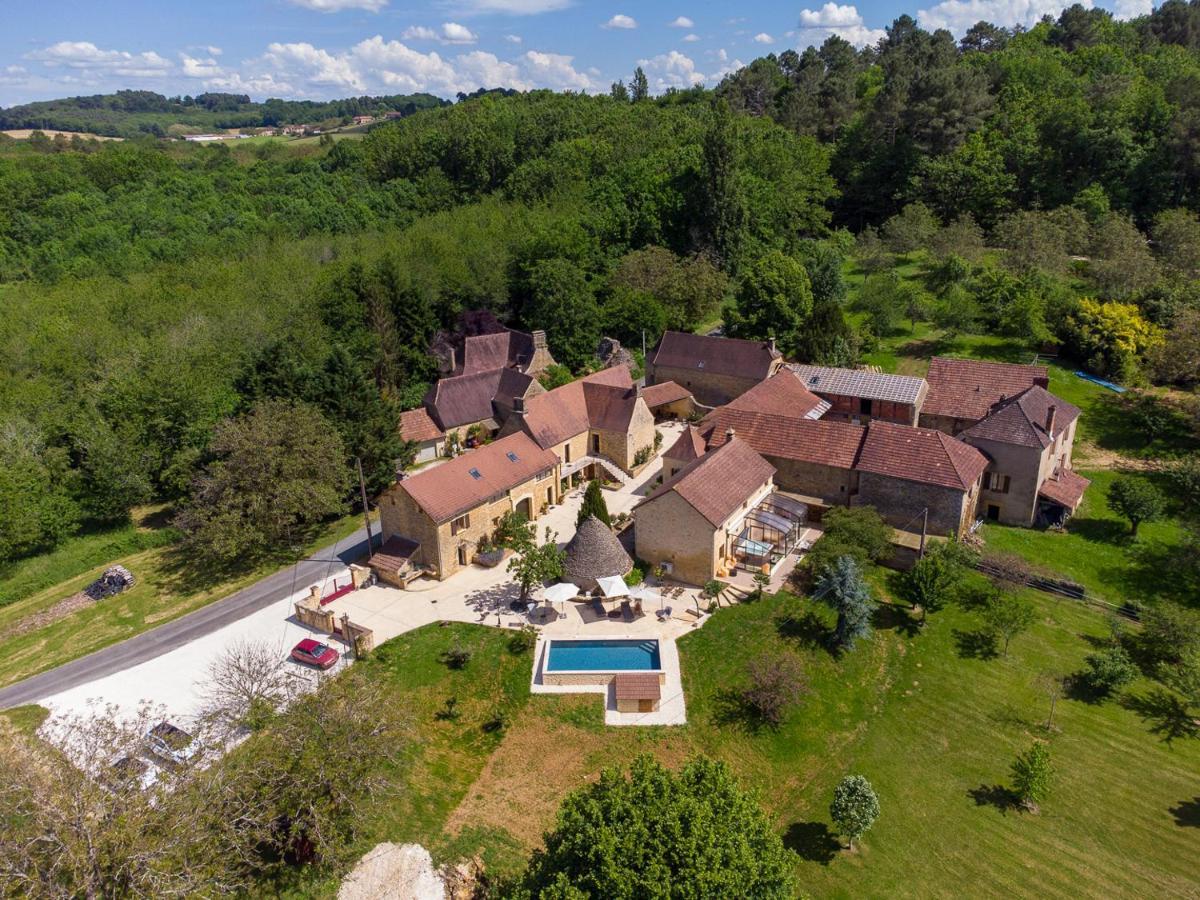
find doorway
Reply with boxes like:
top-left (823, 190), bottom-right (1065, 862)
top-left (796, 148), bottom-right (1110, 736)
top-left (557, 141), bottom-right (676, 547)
top-left (457, 545), bottom-right (468, 566)
top-left (986, 504), bottom-right (1001, 521)
top-left (516, 497), bottom-right (533, 520)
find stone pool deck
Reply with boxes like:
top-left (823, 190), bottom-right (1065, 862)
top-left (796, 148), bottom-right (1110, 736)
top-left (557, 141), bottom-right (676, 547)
top-left (529, 633), bottom-right (691, 726)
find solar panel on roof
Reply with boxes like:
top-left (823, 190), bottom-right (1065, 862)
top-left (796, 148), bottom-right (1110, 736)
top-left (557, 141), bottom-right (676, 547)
top-left (468, 468), bottom-right (482, 479)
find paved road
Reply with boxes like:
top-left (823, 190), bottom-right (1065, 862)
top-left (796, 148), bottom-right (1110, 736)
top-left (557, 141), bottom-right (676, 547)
top-left (0, 527), bottom-right (377, 710)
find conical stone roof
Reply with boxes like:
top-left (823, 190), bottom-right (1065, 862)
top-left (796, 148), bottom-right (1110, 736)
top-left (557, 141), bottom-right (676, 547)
top-left (563, 514), bottom-right (633, 591)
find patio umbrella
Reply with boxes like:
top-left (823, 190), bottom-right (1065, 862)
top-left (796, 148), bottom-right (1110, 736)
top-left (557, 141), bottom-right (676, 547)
top-left (596, 575), bottom-right (629, 600)
top-left (543, 582), bottom-right (580, 604)
top-left (629, 585), bottom-right (664, 610)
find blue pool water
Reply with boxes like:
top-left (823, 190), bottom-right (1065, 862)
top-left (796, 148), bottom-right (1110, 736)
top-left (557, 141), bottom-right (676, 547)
top-left (546, 639), bottom-right (661, 672)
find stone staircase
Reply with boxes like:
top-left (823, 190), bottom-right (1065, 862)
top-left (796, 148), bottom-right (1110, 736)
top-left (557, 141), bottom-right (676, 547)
top-left (561, 454), bottom-right (629, 486)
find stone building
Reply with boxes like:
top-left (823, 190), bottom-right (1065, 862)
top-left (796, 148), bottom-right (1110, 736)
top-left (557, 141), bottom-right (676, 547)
top-left (853, 421), bottom-right (989, 536)
top-left (422, 367), bottom-right (544, 442)
top-left (398, 407), bottom-right (445, 465)
top-left (920, 357), bottom-right (1049, 435)
top-left (433, 324), bottom-right (557, 379)
top-left (645, 331), bottom-right (782, 407)
top-left (377, 432), bottom-right (560, 580)
top-left (500, 365), bottom-right (656, 479)
top-left (661, 425), bottom-right (707, 481)
top-left (961, 385), bottom-right (1088, 526)
top-left (634, 437), bottom-right (777, 585)
top-left (788, 365), bottom-right (928, 426)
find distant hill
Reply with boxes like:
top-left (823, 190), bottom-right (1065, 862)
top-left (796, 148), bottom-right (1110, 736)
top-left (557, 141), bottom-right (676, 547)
top-left (0, 89), bottom-right (448, 138)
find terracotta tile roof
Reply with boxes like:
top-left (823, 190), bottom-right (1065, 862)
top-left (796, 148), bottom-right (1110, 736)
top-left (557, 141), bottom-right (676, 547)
top-left (962, 386), bottom-right (1081, 449)
top-left (640, 436), bottom-right (775, 527)
top-left (517, 366), bottom-right (637, 448)
top-left (648, 331), bottom-right (780, 380)
top-left (641, 380), bottom-right (691, 407)
top-left (726, 370), bottom-right (828, 419)
top-left (369, 535), bottom-right (420, 573)
top-left (395, 432), bottom-right (558, 524)
top-left (788, 364), bottom-right (928, 406)
top-left (703, 410), bottom-right (866, 470)
top-left (857, 421), bottom-right (989, 491)
top-left (1038, 469), bottom-right (1091, 509)
top-left (614, 672), bottom-right (661, 701)
top-left (923, 357), bottom-right (1049, 423)
top-left (663, 425), bottom-right (707, 463)
top-left (399, 407), bottom-right (444, 443)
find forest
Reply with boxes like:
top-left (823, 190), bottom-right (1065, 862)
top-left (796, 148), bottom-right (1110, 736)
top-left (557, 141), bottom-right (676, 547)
top-left (0, 89), bottom-right (447, 137)
top-left (3, 2), bottom-right (1200, 570)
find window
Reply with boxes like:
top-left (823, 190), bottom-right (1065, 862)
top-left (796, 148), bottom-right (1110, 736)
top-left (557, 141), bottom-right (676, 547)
top-left (983, 473), bottom-right (1010, 494)
top-left (506, 451), bottom-right (519, 462)
top-left (451, 513), bottom-right (470, 535)
top-left (468, 468), bottom-right (482, 480)
top-left (860, 398), bottom-right (873, 415)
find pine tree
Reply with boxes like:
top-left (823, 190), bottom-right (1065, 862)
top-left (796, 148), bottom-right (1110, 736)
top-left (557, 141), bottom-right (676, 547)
top-left (630, 66), bottom-right (649, 102)
top-left (577, 479), bottom-right (611, 527)
top-left (814, 556), bottom-right (877, 650)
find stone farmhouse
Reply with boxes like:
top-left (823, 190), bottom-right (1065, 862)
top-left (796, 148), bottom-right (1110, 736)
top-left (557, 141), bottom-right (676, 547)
top-left (645, 331), bottom-right (782, 407)
top-left (377, 432), bottom-right (561, 582)
top-left (919, 356), bottom-right (1050, 435)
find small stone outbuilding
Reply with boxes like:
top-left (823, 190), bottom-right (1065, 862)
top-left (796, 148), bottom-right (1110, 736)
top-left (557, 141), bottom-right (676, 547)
top-left (563, 515), bottom-right (633, 591)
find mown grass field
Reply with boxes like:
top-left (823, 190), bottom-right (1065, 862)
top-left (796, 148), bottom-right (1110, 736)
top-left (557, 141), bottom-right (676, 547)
top-left (0, 510), bottom-right (369, 690)
top-left (264, 585), bottom-right (1199, 898)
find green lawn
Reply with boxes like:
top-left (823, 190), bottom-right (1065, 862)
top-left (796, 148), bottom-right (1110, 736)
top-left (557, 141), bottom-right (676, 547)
top-left (0, 511), bottom-right (369, 690)
top-left (247, 586), bottom-right (1199, 898)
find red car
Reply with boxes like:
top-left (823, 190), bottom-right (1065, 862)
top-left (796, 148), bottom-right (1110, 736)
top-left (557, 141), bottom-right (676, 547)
top-left (291, 638), bottom-right (339, 669)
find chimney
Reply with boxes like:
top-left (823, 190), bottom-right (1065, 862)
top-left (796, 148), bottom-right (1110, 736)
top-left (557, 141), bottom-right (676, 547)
top-left (513, 396), bottom-right (526, 416)
top-left (635, 383), bottom-right (644, 401)
top-left (1045, 404), bottom-right (1057, 435)
top-left (767, 336), bottom-right (777, 355)
top-left (725, 426), bottom-right (736, 441)
top-left (532, 329), bottom-right (547, 350)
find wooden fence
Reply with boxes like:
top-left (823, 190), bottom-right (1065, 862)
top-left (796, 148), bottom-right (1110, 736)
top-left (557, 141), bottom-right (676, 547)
top-left (975, 560), bottom-right (1140, 621)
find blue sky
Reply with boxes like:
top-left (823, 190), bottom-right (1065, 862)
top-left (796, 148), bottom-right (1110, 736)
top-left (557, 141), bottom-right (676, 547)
top-left (0, 0), bottom-right (1152, 107)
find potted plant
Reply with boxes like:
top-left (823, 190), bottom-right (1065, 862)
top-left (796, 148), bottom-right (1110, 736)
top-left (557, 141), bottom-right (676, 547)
top-left (473, 535), bottom-right (506, 568)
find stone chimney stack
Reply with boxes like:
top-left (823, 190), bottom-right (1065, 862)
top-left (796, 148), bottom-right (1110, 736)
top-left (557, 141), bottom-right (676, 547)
top-left (533, 329), bottom-right (548, 349)
top-left (767, 336), bottom-right (777, 355)
top-left (1045, 404), bottom-right (1057, 435)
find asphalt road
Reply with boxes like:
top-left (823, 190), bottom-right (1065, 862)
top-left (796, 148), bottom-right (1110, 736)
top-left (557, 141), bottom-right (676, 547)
top-left (0, 526), bottom-right (377, 710)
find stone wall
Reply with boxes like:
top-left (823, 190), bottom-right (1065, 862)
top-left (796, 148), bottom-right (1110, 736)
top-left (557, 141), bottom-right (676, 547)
top-left (918, 412), bottom-right (970, 435)
top-left (542, 670), bottom-right (665, 687)
top-left (768, 456), bottom-right (857, 506)
top-left (646, 363), bottom-right (774, 408)
top-left (634, 490), bottom-right (721, 586)
top-left (854, 471), bottom-right (977, 537)
top-left (595, 398), bottom-right (655, 473)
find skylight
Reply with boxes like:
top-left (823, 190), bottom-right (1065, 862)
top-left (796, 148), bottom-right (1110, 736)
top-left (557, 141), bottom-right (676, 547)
top-left (469, 468), bottom-right (482, 480)
top-left (506, 451), bottom-right (519, 462)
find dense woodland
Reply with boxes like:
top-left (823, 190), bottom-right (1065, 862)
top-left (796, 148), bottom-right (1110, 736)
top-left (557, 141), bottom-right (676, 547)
top-left (3, 3), bottom-right (1200, 567)
top-left (0, 89), bottom-right (447, 137)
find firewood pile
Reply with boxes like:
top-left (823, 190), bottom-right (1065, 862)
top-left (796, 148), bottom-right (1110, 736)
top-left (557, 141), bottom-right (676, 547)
top-left (83, 565), bottom-right (135, 600)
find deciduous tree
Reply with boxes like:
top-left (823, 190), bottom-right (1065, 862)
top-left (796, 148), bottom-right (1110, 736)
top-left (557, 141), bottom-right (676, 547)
top-left (830, 775), bottom-right (880, 850)
top-left (1106, 476), bottom-right (1166, 536)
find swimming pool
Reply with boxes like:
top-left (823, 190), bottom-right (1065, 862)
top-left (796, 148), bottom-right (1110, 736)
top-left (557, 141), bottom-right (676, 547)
top-left (545, 638), bottom-right (661, 673)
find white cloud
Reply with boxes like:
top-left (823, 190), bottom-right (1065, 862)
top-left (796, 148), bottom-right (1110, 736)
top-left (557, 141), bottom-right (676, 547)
top-left (917, 0), bottom-right (1090, 33)
top-left (638, 50), bottom-right (704, 91)
top-left (263, 41), bottom-right (365, 90)
top-left (505, 34), bottom-right (524, 43)
top-left (440, 22), bottom-right (479, 43)
top-left (181, 54), bottom-right (223, 78)
top-left (753, 32), bottom-right (774, 43)
top-left (28, 41), bottom-right (172, 78)
top-left (402, 25), bottom-right (439, 40)
top-left (604, 14), bottom-right (638, 29)
top-left (522, 51), bottom-right (593, 89)
top-left (452, 0), bottom-right (571, 13)
top-left (285, 0), bottom-right (388, 11)
top-left (682, 33), bottom-right (701, 41)
top-left (669, 15), bottom-right (695, 27)
top-left (204, 71), bottom-right (297, 96)
top-left (1113, 0), bottom-right (1151, 16)
top-left (796, 3), bottom-right (886, 48)
top-left (206, 46), bottom-right (223, 57)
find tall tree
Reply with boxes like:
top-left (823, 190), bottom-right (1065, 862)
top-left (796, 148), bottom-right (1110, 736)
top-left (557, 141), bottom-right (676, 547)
top-left (523, 258), bottom-right (601, 372)
top-left (577, 479), bottom-right (612, 527)
top-left (630, 66), bottom-right (649, 102)
top-left (830, 775), bottom-right (880, 851)
top-left (698, 99), bottom-right (746, 267)
top-left (175, 400), bottom-right (348, 565)
top-left (814, 556), bottom-right (877, 651)
top-left (724, 250), bottom-right (813, 352)
top-left (518, 755), bottom-right (796, 898)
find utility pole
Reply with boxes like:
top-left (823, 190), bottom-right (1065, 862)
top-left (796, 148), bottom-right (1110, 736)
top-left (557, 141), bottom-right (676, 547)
top-left (918, 507), bottom-right (928, 559)
top-left (356, 456), bottom-right (374, 559)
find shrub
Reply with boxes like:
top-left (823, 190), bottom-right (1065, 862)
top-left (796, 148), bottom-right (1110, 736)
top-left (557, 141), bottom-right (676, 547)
top-left (1011, 741), bottom-right (1052, 811)
top-left (441, 643), bottom-right (472, 670)
top-left (742, 652), bottom-right (808, 727)
top-left (508, 626), bottom-right (538, 655)
top-left (1081, 646), bottom-right (1139, 697)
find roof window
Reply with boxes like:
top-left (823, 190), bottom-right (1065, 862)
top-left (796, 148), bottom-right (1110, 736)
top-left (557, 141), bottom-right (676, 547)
top-left (506, 451), bottom-right (519, 462)
top-left (469, 468), bottom-right (482, 480)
